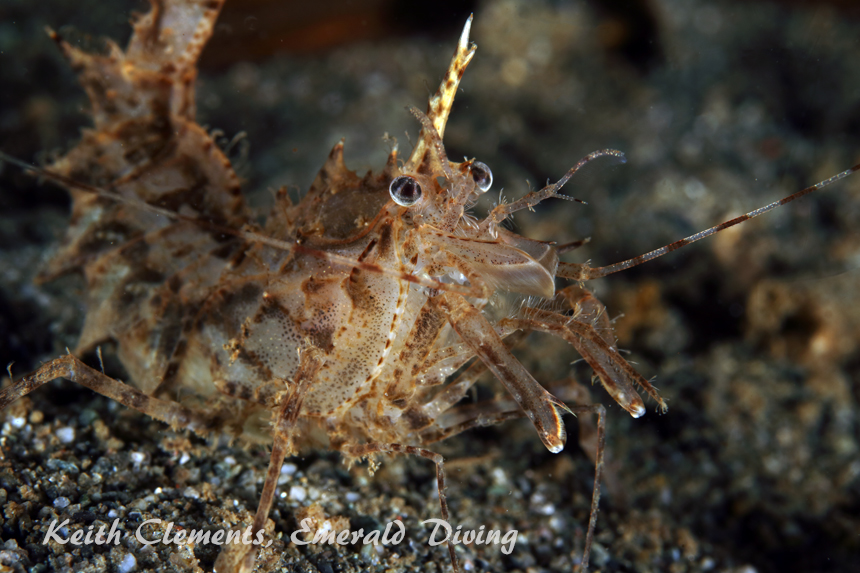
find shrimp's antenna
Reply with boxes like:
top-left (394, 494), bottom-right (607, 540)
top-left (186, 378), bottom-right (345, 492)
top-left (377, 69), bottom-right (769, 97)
top-left (559, 163), bottom-right (860, 281)
top-left (0, 151), bottom-right (481, 297)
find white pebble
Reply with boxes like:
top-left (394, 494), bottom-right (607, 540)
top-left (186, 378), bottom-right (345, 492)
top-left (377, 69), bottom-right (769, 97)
top-left (55, 427), bottom-right (75, 444)
top-left (53, 497), bottom-right (70, 509)
top-left (118, 553), bottom-right (136, 573)
top-left (10, 417), bottom-right (26, 429)
top-left (537, 503), bottom-right (556, 516)
top-left (183, 487), bottom-right (200, 500)
top-left (0, 550), bottom-right (21, 564)
top-left (280, 463), bottom-right (297, 475)
top-left (345, 492), bottom-right (360, 503)
top-left (491, 467), bottom-right (508, 486)
top-left (130, 452), bottom-right (146, 465)
top-left (179, 452), bottom-right (190, 465)
top-left (224, 456), bottom-right (236, 466)
top-left (289, 485), bottom-right (307, 502)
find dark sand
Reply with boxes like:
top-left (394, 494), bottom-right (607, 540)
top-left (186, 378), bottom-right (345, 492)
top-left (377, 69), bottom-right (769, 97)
top-left (1, 1), bottom-right (858, 571)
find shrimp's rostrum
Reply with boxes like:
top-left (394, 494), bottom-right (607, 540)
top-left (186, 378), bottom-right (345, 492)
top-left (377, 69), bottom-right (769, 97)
top-left (2, 1), bottom-right (859, 573)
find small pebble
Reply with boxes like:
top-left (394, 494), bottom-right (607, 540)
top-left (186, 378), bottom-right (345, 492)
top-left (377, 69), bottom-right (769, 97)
top-left (0, 550), bottom-right (21, 565)
top-left (289, 485), bottom-right (307, 502)
top-left (118, 553), bottom-right (136, 573)
top-left (536, 503), bottom-right (555, 516)
top-left (53, 496), bottom-right (70, 509)
top-left (491, 467), bottom-right (508, 486)
top-left (55, 427), bottom-right (75, 444)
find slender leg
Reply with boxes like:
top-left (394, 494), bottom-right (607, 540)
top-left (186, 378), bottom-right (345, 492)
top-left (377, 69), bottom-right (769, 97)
top-left (500, 305), bottom-right (667, 417)
top-left (346, 442), bottom-right (459, 573)
top-left (556, 237), bottom-right (591, 254)
top-left (418, 401), bottom-right (523, 444)
top-left (436, 291), bottom-right (570, 453)
top-left (417, 398), bottom-right (606, 573)
top-left (419, 354), bottom-right (490, 421)
top-left (567, 404), bottom-right (606, 573)
top-left (432, 291), bottom-right (614, 572)
top-left (547, 379), bottom-right (599, 465)
top-left (0, 354), bottom-right (222, 434)
top-left (214, 346), bottom-right (325, 573)
top-left (422, 376), bottom-right (596, 461)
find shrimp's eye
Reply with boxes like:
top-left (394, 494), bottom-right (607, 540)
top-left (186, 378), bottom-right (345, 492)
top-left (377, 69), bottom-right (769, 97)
top-left (389, 175), bottom-right (422, 206)
top-left (470, 161), bottom-right (493, 192)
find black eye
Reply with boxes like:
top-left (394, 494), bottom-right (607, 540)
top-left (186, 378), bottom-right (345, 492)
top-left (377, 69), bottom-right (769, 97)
top-left (470, 161), bottom-right (493, 192)
top-left (389, 175), bottom-right (422, 206)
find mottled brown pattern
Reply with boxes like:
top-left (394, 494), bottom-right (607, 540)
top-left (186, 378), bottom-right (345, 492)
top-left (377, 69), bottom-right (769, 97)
top-left (2, 2), bottom-right (856, 573)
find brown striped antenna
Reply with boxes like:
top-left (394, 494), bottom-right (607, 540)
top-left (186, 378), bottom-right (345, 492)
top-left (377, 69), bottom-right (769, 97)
top-left (0, 150), bottom-right (489, 298)
top-left (558, 162), bottom-right (860, 281)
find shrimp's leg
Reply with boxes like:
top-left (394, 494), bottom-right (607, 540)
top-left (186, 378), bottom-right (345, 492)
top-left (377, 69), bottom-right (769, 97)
top-left (214, 346), bottom-right (325, 573)
top-left (0, 354), bottom-right (222, 433)
top-left (346, 442), bottom-right (459, 573)
top-left (435, 291), bottom-right (613, 571)
top-left (436, 292), bottom-right (570, 453)
top-left (500, 286), bottom-right (668, 416)
top-left (424, 375), bottom-right (600, 465)
top-left (417, 396), bottom-right (606, 573)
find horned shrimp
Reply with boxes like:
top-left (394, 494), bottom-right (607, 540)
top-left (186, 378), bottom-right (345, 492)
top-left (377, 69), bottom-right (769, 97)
top-left (1, 1), bottom-right (858, 572)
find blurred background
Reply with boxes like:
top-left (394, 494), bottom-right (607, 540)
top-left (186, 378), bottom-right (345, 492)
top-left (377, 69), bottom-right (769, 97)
top-left (1, 1), bottom-right (859, 572)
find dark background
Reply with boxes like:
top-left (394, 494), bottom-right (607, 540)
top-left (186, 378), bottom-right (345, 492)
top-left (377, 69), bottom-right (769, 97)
top-left (1, 1), bottom-right (859, 571)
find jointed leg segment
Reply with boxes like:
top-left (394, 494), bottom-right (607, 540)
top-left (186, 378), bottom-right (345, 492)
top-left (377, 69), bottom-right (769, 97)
top-left (499, 288), bottom-right (667, 417)
top-left (419, 392), bottom-right (606, 573)
top-left (216, 346), bottom-right (326, 573)
top-left (437, 291), bottom-right (570, 453)
top-left (0, 354), bottom-right (223, 433)
top-left (346, 442), bottom-right (459, 572)
top-left (436, 290), bottom-right (613, 572)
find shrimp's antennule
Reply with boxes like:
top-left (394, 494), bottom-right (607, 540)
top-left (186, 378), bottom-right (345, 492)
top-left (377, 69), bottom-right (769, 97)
top-left (558, 162), bottom-right (860, 281)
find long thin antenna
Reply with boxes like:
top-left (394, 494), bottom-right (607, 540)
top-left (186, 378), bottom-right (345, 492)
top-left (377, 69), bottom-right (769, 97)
top-left (480, 149), bottom-right (623, 233)
top-left (579, 163), bottom-right (860, 280)
top-left (0, 151), bottom-right (481, 297)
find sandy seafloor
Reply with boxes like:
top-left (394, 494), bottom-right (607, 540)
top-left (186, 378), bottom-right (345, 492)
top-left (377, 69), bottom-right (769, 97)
top-left (1, 0), bottom-right (859, 572)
